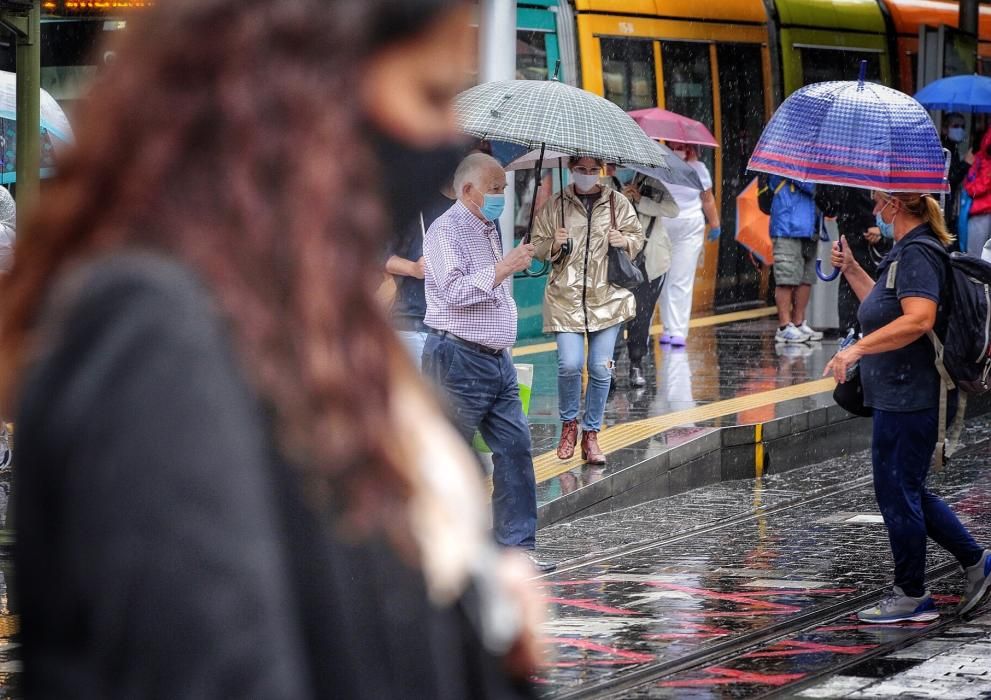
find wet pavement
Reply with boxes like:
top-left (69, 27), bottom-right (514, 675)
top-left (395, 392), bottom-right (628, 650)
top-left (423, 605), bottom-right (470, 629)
top-left (531, 414), bottom-right (991, 698)
top-left (525, 317), bottom-right (841, 506)
top-left (1, 321), bottom-right (990, 698)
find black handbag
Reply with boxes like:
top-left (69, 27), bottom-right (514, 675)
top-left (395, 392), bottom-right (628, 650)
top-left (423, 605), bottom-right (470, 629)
top-left (832, 334), bottom-right (873, 417)
top-left (606, 192), bottom-right (644, 290)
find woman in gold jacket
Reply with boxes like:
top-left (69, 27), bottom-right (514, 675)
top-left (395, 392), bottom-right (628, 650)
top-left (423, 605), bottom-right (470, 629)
top-left (532, 157), bottom-right (644, 465)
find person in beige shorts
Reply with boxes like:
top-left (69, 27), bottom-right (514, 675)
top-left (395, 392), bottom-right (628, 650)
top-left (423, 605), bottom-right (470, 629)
top-left (773, 237), bottom-right (817, 286)
top-left (768, 175), bottom-right (821, 344)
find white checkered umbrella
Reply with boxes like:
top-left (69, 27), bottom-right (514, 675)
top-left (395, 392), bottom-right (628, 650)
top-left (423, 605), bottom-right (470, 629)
top-left (455, 80), bottom-right (673, 170)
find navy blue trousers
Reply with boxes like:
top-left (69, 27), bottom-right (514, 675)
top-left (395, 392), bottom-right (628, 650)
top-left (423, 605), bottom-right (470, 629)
top-left (422, 334), bottom-right (537, 549)
top-left (872, 408), bottom-right (984, 597)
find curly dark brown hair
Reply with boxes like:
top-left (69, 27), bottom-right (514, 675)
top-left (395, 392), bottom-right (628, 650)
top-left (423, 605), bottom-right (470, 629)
top-left (0, 0), bottom-right (457, 540)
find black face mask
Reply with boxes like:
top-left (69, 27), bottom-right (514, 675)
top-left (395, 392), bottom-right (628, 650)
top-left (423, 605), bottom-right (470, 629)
top-left (367, 128), bottom-right (468, 240)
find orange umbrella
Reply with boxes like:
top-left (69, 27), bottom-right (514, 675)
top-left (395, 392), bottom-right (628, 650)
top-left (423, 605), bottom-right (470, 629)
top-left (735, 178), bottom-right (773, 265)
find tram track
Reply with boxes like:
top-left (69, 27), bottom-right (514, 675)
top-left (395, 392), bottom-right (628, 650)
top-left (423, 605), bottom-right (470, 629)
top-left (539, 438), bottom-right (990, 579)
top-left (555, 562), bottom-right (962, 699)
top-left (758, 601), bottom-right (968, 699)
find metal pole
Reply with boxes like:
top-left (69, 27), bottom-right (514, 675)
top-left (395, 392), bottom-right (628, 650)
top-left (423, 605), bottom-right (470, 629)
top-left (479, 0), bottom-right (517, 262)
top-left (15, 1), bottom-right (40, 232)
top-left (960, 0), bottom-right (979, 37)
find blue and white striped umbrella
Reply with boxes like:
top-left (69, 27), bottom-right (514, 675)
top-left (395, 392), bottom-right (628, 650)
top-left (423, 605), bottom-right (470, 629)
top-left (749, 68), bottom-right (946, 193)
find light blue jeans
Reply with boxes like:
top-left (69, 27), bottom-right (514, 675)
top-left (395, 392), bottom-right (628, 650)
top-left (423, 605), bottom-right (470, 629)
top-left (557, 323), bottom-right (623, 432)
top-left (397, 330), bottom-right (428, 369)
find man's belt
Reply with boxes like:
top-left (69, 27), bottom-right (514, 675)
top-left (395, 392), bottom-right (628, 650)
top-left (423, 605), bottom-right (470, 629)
top-left (430, 329), bottom-right (503, 356)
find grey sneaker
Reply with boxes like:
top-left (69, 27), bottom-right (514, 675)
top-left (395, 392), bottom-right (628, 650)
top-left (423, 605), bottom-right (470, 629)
top-left (959, 549), bottom-right (991, 616)
top-left (857, 586), bottom-right (939, 623)
top-left (525, 551), bottom-right (557, 574)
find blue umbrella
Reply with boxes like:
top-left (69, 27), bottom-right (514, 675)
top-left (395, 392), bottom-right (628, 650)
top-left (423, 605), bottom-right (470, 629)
top-left (915, 74), bottom-right (991, 114)
top-left (632, 153), bottom-right (704, 191)
top-left (749, 63), bottom-right (946, 194)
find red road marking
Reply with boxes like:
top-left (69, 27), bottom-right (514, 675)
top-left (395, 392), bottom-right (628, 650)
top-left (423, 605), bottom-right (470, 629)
top-left (542, 637), bottom-right (654, 664)
top-left (647, 582), bottom-right (802, 612)
top-left (545, 597), bottom-right (642, 616)
top-left (675, 610), bottom-right (794, 618)
top-left (736, 588), bottom-right (858, 597)
top-left (644, 621), bottom-right (733, 640)
top-left (659, 667), bottom-right (806, 688)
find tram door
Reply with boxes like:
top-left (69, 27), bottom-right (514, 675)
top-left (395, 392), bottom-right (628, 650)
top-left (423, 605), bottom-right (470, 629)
top-left (714, 43), bottom-right (765, 310)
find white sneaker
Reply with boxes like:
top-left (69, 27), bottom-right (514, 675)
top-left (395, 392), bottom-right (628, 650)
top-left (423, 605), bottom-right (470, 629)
top-left (775, 343), bottom-right (813, 359)
top-left (798, 321), bottom-right (823, 341)
top-left (775, 323), bottom-right (810, 344)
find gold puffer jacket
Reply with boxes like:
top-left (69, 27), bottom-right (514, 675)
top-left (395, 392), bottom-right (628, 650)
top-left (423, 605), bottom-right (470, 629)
top-left (531, 185), bottom-right (644, 334)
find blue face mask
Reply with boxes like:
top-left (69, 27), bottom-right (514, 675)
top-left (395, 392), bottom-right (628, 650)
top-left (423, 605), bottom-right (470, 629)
top-left (876, 201), bottom-right (895, 239)
top-left (478, 193), bottom-right (505, 222)
top-left (616, 168), bottom-right (636, 185)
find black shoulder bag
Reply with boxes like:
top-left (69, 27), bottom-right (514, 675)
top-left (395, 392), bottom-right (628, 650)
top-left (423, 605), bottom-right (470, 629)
top-left (606, 192), bottom-right (644, 290)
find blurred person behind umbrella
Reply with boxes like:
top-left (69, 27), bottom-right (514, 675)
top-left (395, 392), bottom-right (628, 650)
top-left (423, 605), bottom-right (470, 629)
top-left (942, 112), bottom-right (970, 235)
top-left (531, 157), bottom-right (643, 466)
top-left (384, 178), bottom-right (456, 367)
top-left (0, 0), bottom-right (543, 697)
top-left (965, 129), bottom-right (991, 257)
top-left (617, 167), bottom-right (677, 386)
top-left (660, 142), bottom-right (719, 346)
top-left (816, 185), bottom-right (891, 334)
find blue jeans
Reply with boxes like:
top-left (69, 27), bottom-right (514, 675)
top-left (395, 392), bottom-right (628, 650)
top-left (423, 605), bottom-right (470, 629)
top-left (397, 330), bottom-right (427, 368)
top-left (557, 323), bottom-right (623, 432)
top-left (422, 334), bottom-right (537, 549)
top-left (872, 408), bottom-right (984, 597)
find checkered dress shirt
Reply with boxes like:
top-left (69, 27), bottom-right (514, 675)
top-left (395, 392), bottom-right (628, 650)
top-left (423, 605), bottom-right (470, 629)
top-left (423, 201), bottom-right (518, 351)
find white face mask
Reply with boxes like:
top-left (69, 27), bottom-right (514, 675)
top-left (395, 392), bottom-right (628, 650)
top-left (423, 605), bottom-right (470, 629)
top-left (948, 127), bottom-right (966, 143)
top-left (572, 172), bottom-right (600, 193)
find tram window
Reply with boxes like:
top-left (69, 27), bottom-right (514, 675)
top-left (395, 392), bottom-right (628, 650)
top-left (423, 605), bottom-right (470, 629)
top-left (661, 42), bottom-right (714, 174)
top-left (601, 38), bottom-right (655, 111)
top-left (800, 48), bottom-right (881, 86)
top-left (39, 20), bottom-right (120, 108)
top-left (981, 57), bottom-right (991, 76)
top-left (517, 31), bottom-right (548, 81)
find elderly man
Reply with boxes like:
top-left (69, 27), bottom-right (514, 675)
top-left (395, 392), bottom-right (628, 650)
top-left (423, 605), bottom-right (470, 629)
top-left (421, 153), bottom-right (553, 572)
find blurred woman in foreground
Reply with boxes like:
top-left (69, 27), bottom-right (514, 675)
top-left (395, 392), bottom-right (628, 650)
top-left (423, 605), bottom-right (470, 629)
top-left (0, 0), bottom-right (540, 697)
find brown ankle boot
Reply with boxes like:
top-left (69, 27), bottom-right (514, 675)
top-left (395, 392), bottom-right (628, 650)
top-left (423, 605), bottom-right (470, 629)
top-left (581, 430), bottom-right (606, 465)
top-left (557, 420), bottom-right (579, 460)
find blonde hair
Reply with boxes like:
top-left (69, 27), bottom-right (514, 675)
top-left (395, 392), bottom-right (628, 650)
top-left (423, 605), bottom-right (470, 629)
top-left (885, 193), bottom-right (955, 247)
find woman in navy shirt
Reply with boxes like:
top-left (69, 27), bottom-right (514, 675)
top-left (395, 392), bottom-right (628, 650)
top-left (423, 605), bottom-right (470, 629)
top-left (826, 192), bottom-right (991, 623)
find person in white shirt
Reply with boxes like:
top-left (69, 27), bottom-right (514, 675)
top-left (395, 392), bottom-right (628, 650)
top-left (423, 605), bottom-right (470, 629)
top-left (659, 142), bottom-right (719, 346)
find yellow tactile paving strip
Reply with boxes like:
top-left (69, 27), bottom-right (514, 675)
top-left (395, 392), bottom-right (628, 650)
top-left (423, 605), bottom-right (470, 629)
top-left (533, 377), bottom-right (836, 484)
top-left (511, 306), bottom-right (778, 358)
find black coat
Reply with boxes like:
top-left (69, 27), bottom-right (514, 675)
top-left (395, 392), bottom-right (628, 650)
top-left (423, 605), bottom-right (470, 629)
top-left (13, 253), bottom-right (532, 699)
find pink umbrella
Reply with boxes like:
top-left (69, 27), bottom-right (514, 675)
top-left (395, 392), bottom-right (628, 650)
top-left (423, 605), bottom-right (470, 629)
top-left (628, 108), bottom-right (718, 148)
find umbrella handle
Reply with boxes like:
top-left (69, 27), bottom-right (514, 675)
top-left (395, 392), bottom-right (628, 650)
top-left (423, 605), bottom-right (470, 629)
top-left (816, 238), bottom-right (842, 282)
top-left (517, 260), bottom-right (550, 279)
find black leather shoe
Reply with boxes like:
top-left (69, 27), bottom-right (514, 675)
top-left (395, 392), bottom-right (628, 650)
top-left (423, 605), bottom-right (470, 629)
top-left (629, 365), bottom-right (646, 387)
top-left (525, 551), bottom-right (557, 573)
